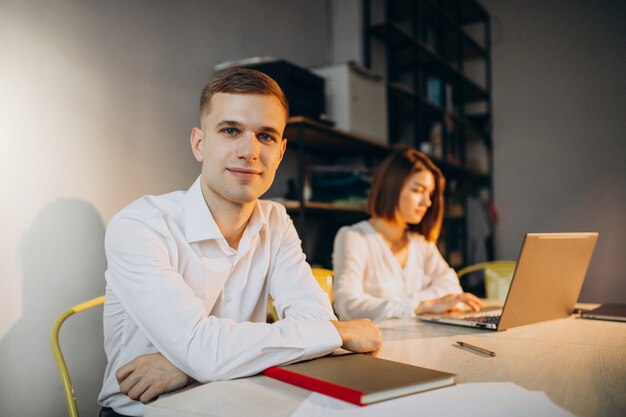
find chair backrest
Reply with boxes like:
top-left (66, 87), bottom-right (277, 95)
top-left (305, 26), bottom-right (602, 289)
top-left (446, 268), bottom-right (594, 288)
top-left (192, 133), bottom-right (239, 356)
top-left (268, 268), bottom-right (334, 322)
top-left (50, 295), bottom-right (105, 417)
top-left (456, 261), bottom-right (516, 279)
top-left (311, 267), bottom-right (334, 303)
top-left (457, 261), bottom-right (516, 300)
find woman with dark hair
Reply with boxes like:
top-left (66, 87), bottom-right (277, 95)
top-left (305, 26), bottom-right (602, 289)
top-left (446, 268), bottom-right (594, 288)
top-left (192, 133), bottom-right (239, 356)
top-left (332, 146), bottom-right (483, 321)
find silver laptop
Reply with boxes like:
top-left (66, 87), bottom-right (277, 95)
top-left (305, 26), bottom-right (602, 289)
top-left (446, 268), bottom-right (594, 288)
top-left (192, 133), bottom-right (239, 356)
top-left (418, 232), bottom-right (598, 331)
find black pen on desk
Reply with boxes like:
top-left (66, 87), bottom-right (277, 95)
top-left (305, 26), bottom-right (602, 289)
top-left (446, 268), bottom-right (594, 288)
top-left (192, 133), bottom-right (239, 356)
top-left (456, 341), bottom-right (496, 357)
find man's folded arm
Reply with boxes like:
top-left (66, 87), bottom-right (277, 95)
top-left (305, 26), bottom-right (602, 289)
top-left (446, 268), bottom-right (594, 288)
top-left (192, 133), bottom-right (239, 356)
top-left (105, 216), bottom-right (341, 383)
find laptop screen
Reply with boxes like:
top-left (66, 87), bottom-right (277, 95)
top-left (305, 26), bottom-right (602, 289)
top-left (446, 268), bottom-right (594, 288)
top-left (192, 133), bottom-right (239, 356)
top-left (498, 232), bottom-right (598, 330)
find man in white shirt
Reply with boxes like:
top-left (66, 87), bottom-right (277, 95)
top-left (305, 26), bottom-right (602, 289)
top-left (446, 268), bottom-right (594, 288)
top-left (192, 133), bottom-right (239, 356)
top-left (98, 68), bottom-right (382, 417)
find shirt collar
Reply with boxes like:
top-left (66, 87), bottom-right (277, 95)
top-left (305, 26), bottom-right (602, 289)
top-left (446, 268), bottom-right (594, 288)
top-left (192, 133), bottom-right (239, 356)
top-left (183, 177), bottom-right (222, 243)
top-left (182, 176), bottom-right (269, 244)
top-left (242, 200), bottom-right (268, 243)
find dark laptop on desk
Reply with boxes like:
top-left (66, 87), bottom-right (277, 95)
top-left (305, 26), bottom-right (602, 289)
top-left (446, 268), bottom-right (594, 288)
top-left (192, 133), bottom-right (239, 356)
top-left (418, 232), bottom-right (598, 331)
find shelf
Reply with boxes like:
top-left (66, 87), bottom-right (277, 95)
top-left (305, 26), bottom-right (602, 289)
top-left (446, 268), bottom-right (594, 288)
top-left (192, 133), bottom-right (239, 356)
top-left (432, 157), bottom-right (490, 183)
top-left (442, 27), bottom-right (488, 61)
top-left (364, 0), bottom-right (494, 266)
top-left (285, 116), bottom-right (389, 154)
top-left (422, 0), bottom-right (490, 30)
top-left (450, 112), bottom-right (492, 149)
top-left (370, 22), bottom-right (435, 56)
top-left (419, 2), bottom-right (488, 60)
top-left (388, 0), bottom-right (488, 27)
top-left (281, 200), bottom-right (367, 215)
top-left (442, 0), bottom-right (489, 25)
top-left (370, 23), bottom-right (488, 103)
top-left (389, 82), bottom-right (444, 120)
top-left (452, 74), bottom-right (488, 103)
top-left (389, 83), bottom-right (491, 146)
top-left (385, 0), bottom-right (488, 60)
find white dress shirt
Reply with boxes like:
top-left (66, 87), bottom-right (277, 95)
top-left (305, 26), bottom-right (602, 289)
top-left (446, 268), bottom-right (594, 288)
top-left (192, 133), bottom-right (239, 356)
top-left (332, 220), bottom-right (462, 322)
top-left (98, 177), bottom-right (341, 416)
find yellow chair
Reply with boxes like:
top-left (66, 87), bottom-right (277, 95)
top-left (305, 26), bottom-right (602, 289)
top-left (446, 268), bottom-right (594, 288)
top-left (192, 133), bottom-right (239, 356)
top-left (457, 261), bottom-right (516, 300)
top-left (50, 295), bottom-right (105, 417)
top-left (311, 267), bottom-right (334, 304)
top-left (268, 267), bottom-right (334, 322)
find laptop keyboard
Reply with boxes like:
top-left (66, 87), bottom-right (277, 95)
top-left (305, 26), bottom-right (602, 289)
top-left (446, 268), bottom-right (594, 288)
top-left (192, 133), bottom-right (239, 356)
top-left (463, 314), bottom-right (501, 324)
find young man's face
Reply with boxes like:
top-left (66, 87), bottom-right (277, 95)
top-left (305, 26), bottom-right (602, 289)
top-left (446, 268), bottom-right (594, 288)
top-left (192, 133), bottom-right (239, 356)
top-left (191, 92), bottom-right (287, 208)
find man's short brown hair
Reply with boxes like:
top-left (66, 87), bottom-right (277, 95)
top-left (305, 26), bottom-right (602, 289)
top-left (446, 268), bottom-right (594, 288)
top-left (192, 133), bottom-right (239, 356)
top-left (200, 68), bottom-right (289, 119)
top-left (367, 146), bottom-right (445, 242)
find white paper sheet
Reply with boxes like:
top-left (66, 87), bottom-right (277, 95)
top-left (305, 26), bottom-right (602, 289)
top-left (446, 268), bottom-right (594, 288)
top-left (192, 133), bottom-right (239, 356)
top-left (290, 382), bottom-right (575, 417)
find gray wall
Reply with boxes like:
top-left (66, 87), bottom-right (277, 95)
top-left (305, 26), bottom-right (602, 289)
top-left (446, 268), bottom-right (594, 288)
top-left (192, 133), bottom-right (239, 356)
top-left (0, 0), bottom-right (331, 415)
top-left (481, 0), bottom-right (626, 302)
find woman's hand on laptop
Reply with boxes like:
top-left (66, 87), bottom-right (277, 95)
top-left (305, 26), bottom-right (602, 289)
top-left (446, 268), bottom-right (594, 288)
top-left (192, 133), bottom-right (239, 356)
top-left (414, 293), bottom-right (484, 315)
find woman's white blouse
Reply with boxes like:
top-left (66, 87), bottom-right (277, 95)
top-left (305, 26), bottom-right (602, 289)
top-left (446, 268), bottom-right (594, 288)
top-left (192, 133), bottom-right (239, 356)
top-left (332, 220), bottom-right (462, 321)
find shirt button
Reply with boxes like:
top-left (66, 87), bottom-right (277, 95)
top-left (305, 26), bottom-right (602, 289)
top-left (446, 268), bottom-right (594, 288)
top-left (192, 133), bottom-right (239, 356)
top-left (224, 295), bottom-right (232, 303)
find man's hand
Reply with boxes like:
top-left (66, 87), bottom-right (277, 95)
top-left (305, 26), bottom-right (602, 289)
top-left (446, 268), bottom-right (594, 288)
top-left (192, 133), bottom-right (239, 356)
top-left (330, 319), bottom-right (382, 355)
top-left (414, 292), bottom-right (484, 315)
top-left (116, 353), bottom-right (194, 404)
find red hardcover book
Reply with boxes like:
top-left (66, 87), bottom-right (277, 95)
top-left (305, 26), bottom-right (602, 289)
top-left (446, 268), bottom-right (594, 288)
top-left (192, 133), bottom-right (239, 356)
top-left (262, 353), bottom-right (455, 406)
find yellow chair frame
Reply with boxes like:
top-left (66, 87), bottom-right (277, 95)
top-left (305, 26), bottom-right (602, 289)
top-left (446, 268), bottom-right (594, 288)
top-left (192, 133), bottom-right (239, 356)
top-left (456, 261), bottom-right (516, 279)
top-left (311, 267), bottom-right (334, 304)
top-left (50, 295), bottom-right (105, 417)
top-left (268, 267), bottom-right (333, 322)
top-left (457, 261), bottom-right (516, 300)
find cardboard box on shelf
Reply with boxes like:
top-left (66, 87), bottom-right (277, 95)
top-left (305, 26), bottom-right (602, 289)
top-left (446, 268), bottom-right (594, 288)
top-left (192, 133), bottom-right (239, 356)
top-left (313, 62), bottom-right (388, 145)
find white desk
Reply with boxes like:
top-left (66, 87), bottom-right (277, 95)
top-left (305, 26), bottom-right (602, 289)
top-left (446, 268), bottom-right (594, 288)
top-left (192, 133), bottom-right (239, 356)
top-left (145, 316), bottom-right (626, 417)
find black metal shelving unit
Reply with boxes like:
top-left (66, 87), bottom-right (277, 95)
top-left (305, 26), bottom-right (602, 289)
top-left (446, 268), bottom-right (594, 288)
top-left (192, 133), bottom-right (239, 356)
top-left (363, 0), bottom-right (494, 273)
top-left (278, 116), bottom-right (389, 267)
